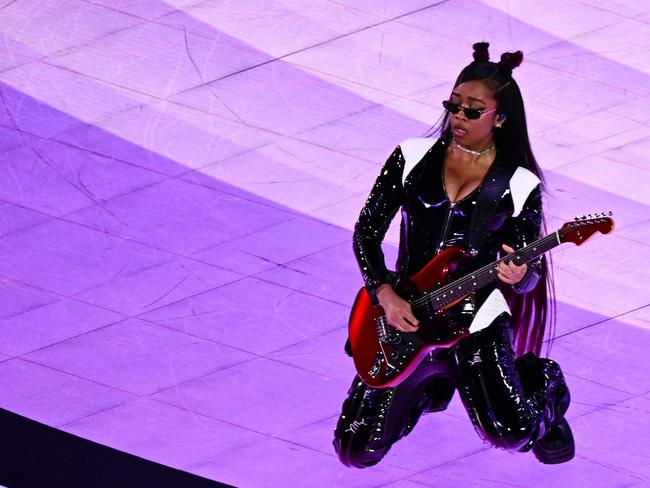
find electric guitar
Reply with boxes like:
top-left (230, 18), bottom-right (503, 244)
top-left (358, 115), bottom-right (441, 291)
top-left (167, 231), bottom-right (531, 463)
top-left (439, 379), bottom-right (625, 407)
top-left (348, 213), bottom-right (615, 388)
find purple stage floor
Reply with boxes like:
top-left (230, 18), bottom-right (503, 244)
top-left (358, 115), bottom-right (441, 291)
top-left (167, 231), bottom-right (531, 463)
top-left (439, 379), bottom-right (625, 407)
top-left (1, 1), bottom-right (649, 486)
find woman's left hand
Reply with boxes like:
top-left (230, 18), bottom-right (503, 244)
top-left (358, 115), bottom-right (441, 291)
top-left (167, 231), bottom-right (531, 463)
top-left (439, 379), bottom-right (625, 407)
top-left (496, 244), bottom-right (527, 285)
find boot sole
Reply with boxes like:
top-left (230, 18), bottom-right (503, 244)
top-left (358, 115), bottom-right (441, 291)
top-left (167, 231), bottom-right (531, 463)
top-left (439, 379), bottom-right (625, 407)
top-left (532, 419), bottom-right (575, 465)
top-left (533, 440), bottom-right (575, 464)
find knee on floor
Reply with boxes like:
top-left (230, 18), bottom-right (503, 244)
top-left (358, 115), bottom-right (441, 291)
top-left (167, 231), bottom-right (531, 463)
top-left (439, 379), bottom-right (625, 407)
top-left (479, 417), bottom-right (537, 451)
top-left (332, 436), bottom-right (388, 469)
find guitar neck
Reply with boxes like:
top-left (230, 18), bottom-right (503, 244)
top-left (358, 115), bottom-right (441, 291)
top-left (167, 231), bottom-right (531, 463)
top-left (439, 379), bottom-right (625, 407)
top-left (424, 231), bottom-right (562, 308)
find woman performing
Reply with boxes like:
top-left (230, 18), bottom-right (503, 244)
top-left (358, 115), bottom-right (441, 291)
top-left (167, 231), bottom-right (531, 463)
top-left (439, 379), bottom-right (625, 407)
top-left (333, 42), bottom-right (575, 467)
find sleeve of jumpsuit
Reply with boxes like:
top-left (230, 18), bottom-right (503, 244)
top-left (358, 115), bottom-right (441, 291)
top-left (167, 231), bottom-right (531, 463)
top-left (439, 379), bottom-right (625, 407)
top-left (352, 146), bottom-right (405, 305)
top-left (503, 183), bottom-right (544, 294)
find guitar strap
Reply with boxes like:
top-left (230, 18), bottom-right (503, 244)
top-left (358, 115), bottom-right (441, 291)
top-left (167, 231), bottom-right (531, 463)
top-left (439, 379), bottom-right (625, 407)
top-left (467, 155), bottom-right (517, 257)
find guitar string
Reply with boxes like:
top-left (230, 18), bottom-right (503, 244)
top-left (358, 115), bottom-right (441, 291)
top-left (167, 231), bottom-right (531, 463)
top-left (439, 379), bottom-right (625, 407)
top-left (408, 217), bottom-right (610, 312)
top-left (375, 219), bottom-right (607, 324)
top-left (408, 230), bottom-right (562, 313)
top-left (405, 219), bottom-right (605, 315)
top-left (373, 220), bottom-right (608, 374)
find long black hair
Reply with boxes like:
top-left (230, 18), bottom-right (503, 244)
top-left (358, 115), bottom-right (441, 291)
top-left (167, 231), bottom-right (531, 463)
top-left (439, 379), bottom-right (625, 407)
top-left (427, 42), bottom-right (556, 357)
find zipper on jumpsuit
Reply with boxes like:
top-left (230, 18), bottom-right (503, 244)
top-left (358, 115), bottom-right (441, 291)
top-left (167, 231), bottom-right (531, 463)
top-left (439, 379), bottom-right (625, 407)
top-left (426, 199), bottom-right (455, 362)
top-left (437, 199), bottom-right (505, 444)
top-left (435, 200), bottom-right (456, 255)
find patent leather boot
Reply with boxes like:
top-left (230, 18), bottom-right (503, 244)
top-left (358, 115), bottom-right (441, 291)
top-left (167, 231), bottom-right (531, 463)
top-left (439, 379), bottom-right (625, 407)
top-left (333, 376), bottom-right (394, 468)
top-left (515, 352), bottom-right (575, 464)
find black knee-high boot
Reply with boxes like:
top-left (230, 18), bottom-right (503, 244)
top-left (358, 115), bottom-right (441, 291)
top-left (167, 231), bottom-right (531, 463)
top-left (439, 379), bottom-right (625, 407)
top-left (455, 324), bottom-right (539, 451)
top-left (333, 376), bottom-right (395, 468)
top-left (333, 353), bottom-right (457, 468)
top-left (455, 322), bottom-right (574, 463)
top-left (515, 352), bottom-right (575, 464)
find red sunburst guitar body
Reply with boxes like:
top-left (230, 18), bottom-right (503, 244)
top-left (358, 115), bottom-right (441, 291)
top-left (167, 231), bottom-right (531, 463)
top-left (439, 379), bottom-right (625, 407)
top-left (348, 247), bottom-right (470, 389)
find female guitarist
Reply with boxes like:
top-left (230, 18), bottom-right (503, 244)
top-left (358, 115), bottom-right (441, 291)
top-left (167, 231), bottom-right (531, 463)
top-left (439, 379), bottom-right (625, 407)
top-left (333, 43), bottom-right (574, 467)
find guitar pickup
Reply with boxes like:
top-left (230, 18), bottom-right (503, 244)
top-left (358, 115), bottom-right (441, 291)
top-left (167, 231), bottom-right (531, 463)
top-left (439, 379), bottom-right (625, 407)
top-left (368, 353), bottom-right (383, 378)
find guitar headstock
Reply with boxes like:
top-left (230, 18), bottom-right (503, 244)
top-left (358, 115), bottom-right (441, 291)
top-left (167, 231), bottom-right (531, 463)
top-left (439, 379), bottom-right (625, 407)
top-left (560, 212), bottom-right (615, 246)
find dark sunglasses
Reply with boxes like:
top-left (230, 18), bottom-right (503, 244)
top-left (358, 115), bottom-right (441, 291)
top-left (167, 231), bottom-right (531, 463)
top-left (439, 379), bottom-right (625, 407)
top-left (442, 100), bottom-right (497, 120)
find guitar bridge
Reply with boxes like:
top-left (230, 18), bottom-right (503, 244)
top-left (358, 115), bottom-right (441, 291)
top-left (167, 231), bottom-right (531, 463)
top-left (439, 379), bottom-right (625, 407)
top-left (375, 316), bottom-right (402, 345)
top-left (375, 316), bottom-right (388, 342)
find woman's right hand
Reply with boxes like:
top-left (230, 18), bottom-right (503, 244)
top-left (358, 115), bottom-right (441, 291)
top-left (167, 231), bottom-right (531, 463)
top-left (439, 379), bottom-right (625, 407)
top-left (376, 284), bottom-right (419, 333)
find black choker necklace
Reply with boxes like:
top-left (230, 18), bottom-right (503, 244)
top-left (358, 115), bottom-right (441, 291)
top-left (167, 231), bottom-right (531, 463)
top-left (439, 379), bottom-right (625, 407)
top-left (452, 138), bottom-right (495, 157)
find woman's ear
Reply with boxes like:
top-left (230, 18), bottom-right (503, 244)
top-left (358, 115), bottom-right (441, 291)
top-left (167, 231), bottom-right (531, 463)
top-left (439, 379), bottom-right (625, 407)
top-left (495, 113), bottom-right (506, 128)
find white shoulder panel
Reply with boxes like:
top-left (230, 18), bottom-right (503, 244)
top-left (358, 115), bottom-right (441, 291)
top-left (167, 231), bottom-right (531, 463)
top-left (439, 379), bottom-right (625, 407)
top-left (399, 138), bottom-right (436, 186)
top-left (468, 288), bottom-right (511, 334)
top-left (510, 166), bottom-right (541, 217)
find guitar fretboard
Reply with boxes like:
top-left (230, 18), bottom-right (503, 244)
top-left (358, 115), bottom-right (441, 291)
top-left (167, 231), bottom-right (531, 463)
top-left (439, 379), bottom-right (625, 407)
top-left (414, 231), bottom-right (561, 312)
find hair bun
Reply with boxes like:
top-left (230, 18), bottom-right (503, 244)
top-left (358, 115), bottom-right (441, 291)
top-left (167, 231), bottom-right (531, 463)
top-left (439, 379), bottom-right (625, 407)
top-left (472, 42), bottom-right (490, 63)
top-left (498, 50), bottom-right (523, 74)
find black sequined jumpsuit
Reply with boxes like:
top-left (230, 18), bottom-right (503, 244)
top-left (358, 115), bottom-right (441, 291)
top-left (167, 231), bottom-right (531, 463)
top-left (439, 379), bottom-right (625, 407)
top-left (333, 137), bottom-right (570, 467)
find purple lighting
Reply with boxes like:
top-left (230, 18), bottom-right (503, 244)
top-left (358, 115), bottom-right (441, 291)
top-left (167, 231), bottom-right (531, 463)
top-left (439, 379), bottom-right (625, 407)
top-left (0, 0), bottom-right (648, 486)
